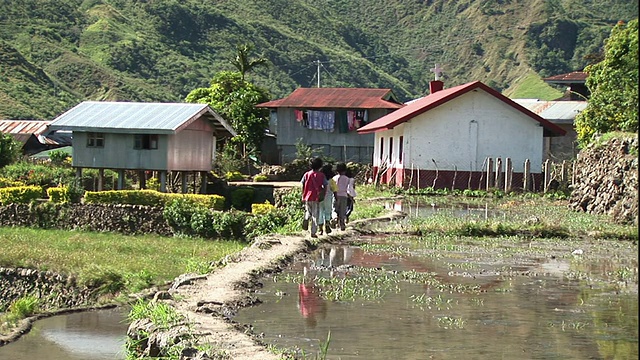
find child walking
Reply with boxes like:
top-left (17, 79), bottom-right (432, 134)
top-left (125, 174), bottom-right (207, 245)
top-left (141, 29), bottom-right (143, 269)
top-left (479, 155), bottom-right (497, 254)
top-left (332, 162), bottom-right (349, 231)
top-left (319, 164), bottom-right (337, 235)
top-left (345, 167), bottom-right (357, 223)
top-left (300, 157), bottom-right (327, 238)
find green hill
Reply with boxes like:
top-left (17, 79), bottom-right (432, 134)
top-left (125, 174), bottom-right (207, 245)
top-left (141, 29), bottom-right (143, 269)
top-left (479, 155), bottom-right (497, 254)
top-left (0, 0), bottom-right (637, 119)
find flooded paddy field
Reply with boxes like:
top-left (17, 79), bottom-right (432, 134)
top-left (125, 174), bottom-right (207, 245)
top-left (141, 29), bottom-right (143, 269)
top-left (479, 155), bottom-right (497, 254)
top-left (235, 233), bottom-right (638, 359)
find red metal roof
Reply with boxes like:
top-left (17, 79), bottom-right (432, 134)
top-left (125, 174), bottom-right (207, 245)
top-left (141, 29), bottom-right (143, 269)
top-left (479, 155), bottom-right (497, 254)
top-left (0, 120), bottom-right (51, 135)
top-left (542, 71), bottom-right (588, 83)
top-left (357, 81), bottom-right (566, 137)
top-left (256, 88), bottom-right (404, 109)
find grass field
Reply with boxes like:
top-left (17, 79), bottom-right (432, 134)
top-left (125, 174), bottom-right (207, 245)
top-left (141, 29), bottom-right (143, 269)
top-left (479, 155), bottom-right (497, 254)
top-left (0, 227), bottom-right (246, 292)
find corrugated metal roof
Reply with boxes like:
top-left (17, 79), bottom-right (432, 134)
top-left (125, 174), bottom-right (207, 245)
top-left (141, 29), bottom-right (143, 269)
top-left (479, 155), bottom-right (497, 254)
top-left (0, 119), bottom-right (71, 147)
top-left (48, 101), bottom-right (236, 137)
top-left (357, 81), bottom-right (566, 137)
top-left (256, 88), bottom-right (404, 109)
top-left (0, 120), bottom-right (51, 135)
top-left (513, 99), bottom-right (587, 124)
top-left (543, 71), bottom-right (587, 83)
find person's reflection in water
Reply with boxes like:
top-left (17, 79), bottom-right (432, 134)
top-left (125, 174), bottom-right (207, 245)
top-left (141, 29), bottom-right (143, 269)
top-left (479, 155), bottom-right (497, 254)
top-left (298, 267), bottom-right (327, 328)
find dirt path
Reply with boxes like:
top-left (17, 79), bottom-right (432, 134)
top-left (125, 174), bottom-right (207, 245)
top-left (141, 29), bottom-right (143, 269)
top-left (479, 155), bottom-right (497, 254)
top-left (164, 213), bottom-right (403, 359)
top-left (168, 233), bottom-right (314, 359)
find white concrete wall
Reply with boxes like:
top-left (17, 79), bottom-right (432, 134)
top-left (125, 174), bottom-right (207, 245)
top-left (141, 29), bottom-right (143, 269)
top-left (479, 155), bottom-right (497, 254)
top-left (373, 89), bottom-right (544, 172)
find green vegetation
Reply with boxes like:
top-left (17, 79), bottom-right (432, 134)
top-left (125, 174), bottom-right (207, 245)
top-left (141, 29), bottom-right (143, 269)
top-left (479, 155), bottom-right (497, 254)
top-left (575, 19), bottom-right (639, 146)
top-left (0, 295), bottom-right (40, 329)
top-left (185, 71), bottom-right (270, 158)
top-left (0, 227), bottom-right (245, 293)
top-left (0, 133), bottom-right (21, 168)
top-left (0, 0), bottom-right (636, 120)
top-left (508, 71), bottom-right (563, 100)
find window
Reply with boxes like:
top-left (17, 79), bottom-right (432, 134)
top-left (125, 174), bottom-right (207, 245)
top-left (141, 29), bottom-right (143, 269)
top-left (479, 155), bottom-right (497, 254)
top-left (389, 137), bottom-right (394, 162)
top-left (87, 132), bottom-right (104, 148)
top-left (398, 136), bottom-right (404, 164)
top-left (134, 134), bottom-right (159, 150)
top-left (379, 137), bottom-right (384, 161)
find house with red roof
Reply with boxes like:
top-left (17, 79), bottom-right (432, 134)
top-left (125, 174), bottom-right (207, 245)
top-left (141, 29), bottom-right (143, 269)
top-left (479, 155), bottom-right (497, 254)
top-left (257, 88), bottom-right (403, 164)
top-left (357, 80), bottom-right (566, 191)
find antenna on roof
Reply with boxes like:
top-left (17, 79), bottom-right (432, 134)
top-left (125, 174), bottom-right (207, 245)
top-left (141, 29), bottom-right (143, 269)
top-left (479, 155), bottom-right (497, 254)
top-left (316, 60), bottom-right (321, 88)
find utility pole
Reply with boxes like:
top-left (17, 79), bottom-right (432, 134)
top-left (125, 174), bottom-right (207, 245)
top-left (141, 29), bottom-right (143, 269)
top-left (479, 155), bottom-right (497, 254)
top-left (316, 60), bottom-right (321, 88)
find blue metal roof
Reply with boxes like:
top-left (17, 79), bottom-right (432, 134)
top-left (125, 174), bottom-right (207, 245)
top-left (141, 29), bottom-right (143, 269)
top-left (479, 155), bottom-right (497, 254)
top-left (512, 99), bottom-right (587, 125)
top-left (48, 101), bottom-right (236, 136)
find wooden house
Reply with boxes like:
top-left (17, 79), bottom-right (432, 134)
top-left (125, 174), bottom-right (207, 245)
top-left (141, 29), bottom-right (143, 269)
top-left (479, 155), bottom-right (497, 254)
top-left (48, 101), bottom-right (235, 192)
top-left (357, 80), bottom-right (566, 191)
top-left (256, 88), bottom-right (404, 164)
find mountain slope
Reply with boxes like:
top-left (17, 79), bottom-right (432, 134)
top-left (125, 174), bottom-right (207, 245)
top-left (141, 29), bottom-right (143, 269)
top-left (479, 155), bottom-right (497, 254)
top-left (0, 0), bottom-right (636, 119)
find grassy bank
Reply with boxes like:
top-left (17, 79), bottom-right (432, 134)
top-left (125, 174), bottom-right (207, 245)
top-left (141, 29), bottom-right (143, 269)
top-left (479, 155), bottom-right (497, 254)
top-left (353, 185), bottom-right (637, 241)
top-left (0, 227), bottom-right (246, 293)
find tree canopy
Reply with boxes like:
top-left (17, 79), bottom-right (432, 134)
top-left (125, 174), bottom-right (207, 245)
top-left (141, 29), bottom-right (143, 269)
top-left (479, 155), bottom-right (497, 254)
top-left (575, 19), bottom-right (638, 146)
top-left (185, 71), bottom-right (270, 157)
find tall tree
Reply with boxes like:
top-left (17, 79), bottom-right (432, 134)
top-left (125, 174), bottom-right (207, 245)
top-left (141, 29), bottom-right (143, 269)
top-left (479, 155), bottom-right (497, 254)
top-left (575, 19), bottom-right (638, 146)
top-left (230, 43), bottom-right (268, 82)
top-left (185, 71), bottom-right (270, 158)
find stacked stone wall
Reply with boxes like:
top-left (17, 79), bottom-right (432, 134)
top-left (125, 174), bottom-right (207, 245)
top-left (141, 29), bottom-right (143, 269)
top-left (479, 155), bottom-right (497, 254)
top-left (568, 135), bottom-right (638, 225)
top-left (0, 203), bottom-right (173, 236)
top-left (0, 267), bottom-right (93, 311)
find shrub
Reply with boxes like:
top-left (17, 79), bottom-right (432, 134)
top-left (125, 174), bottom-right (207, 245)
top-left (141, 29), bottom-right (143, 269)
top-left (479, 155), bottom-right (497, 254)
top-left (0, 185), bottom-right (43, 205)
top-left (251, 201), bottom-right (275, 215)
top-left (47, 186), bottom-right (70, 203)
top-left (146, 177), bottom-right (160, 191)
top-left (190, 207), bottom-right (215, 238)
top-left (0, 161), bottom-right (74, 188)
top-left (230, 186), bottom-right (255, 211)
top-left (163, 198), bottom-right (202, 235)
top-left (0, 177), bottom-right (24, 188)
top-left (244, 209), bottom-right (289, 240)
top-left (84, 190), bottom-right (225, 209)
top-left (211, 210), bottom-right (247, 240)
top-left (253, 174), bottom-right (268, 182)
top-left (48, 150), bottom-right (70, 166)
top-left (225, 171), bottom-right (245, 181)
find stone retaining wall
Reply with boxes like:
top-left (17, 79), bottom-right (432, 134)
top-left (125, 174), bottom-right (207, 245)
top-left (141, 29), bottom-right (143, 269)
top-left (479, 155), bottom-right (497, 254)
top-left (568, 135), bottom-right (638, 225)
top-left (0, 203), bottom-right (173, 236)
top-left (0, 267), bottom-right (93, 311)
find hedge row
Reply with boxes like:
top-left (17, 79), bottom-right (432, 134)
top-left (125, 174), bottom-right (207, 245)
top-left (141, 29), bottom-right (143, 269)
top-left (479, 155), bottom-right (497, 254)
top-left (84, 190), bottom-right (225, 210)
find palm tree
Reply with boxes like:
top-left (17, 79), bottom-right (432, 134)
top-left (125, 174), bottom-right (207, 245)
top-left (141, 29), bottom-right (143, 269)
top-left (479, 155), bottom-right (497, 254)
top-left (231, 43), bottom-right (267, 82)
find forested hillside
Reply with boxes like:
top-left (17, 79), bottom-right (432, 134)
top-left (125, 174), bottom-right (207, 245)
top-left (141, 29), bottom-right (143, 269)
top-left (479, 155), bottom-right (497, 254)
top-left (0, 0), bottom-right (637, 119)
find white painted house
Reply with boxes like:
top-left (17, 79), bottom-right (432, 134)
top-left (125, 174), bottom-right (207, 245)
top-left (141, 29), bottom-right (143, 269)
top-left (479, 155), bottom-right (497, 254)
top-left (357, 80), bottom-right (566, 190)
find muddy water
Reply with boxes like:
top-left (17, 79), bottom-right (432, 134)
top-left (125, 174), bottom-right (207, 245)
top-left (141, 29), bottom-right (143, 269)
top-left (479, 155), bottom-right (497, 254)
top-left (0, 307), bottom-right (128, 360)
top-left (235, 239), bottom-right (638, 359)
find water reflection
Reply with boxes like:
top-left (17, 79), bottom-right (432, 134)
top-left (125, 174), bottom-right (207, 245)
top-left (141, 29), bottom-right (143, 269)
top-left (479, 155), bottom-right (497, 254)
top-left (298, 279), bottom-right (327, 328)
top-left (385, 199), bottom-right (503, 219)
top-left (236, 242), bottom-right (638, 359)
top-left (0, 307), bottom-right (128, 360)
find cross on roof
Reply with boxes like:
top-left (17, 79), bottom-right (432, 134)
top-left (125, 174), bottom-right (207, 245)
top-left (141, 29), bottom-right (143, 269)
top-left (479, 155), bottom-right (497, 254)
top-left (430, 64), bottom-right (443, 81)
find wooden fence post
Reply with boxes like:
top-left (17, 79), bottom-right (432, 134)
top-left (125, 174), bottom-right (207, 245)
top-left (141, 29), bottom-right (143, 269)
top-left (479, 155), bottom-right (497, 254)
top-left (495, 157), bottom-right (503, 190)
top-left (504, 157), bottom-right (513, 192)
top-left (523, 159), bottom-right (530, 191)
top-left (543, 159), bottom-right (551, 193)
top-left (560, 160), bottom-right (567, 183)
top-left (486, 157), bottom-right (494, 190)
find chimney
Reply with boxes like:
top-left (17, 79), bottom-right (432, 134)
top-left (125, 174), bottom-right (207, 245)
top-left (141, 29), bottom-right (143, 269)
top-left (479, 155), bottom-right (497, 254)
top-left (429, 80), bottom-right (444, 94)
top-left (429, 63), bottom-right (444, 94)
